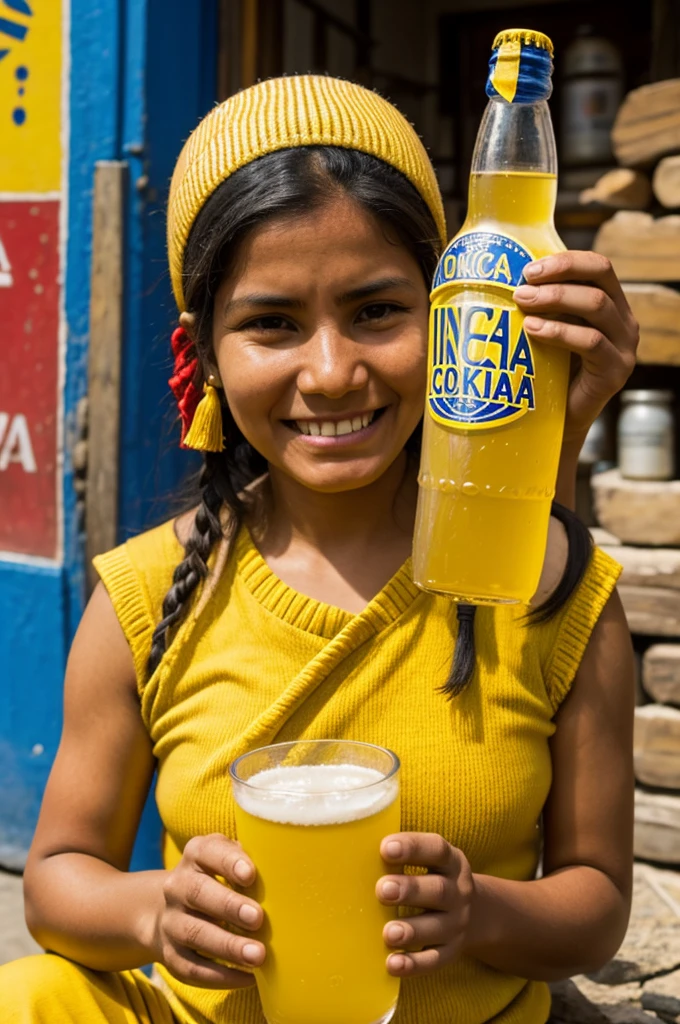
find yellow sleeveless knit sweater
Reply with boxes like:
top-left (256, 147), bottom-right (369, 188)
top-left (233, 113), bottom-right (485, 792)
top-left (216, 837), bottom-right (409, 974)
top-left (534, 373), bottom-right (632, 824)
top-left (94, 520), bottom-right (621, 1024)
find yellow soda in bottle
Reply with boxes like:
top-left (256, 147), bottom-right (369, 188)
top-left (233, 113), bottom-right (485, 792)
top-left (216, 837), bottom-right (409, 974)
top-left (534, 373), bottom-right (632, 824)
top-left (413, 29), bottom-right (570, 605)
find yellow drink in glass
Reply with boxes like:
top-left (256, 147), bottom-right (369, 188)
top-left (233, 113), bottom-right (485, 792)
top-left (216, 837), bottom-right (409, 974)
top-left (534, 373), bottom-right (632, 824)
top-left (230, 741), bottom-right (400, 1024)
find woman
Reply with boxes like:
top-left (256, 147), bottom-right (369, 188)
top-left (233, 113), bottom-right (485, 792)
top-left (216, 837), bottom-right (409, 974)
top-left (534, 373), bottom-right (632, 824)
top-left (2, 76), bottom-right (637, 1024)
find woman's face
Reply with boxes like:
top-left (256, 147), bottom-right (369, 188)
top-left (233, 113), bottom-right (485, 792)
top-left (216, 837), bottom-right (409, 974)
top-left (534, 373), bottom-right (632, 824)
top-left (211, 195), bottom-right (430, 494)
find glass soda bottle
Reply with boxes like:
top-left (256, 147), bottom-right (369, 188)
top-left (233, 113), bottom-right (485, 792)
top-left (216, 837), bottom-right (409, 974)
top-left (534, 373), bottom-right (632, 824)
top-left (413, 28), bottom-right (570, 605)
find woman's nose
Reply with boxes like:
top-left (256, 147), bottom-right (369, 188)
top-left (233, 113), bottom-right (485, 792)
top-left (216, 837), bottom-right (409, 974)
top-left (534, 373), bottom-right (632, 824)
top-left (297, 326), bottom-right (369, 398)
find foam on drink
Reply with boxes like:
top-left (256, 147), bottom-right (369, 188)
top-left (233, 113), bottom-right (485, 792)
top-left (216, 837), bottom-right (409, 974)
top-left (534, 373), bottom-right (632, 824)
top-left (235, 763), bottom-right (398, 825)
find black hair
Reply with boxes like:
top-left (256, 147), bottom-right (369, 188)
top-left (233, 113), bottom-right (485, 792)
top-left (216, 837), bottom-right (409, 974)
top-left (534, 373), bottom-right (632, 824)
top-left (147, 145), bottom-right (593, 694)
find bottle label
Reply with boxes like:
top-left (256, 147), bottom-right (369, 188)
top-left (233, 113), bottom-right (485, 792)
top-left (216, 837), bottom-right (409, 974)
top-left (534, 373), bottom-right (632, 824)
top-left (429, 303), bottom-right (535, 429)
top-left (432, 230), bottom-right (534, 292)
top-left (429, 232), bottom-right (537, 430)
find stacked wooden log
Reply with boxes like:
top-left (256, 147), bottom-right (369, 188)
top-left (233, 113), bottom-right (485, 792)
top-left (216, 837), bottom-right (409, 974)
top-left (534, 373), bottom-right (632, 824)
top-left (589, 522), bottom-right (680, 866)
top-left (581, 79), bottom-right (680, 365)
top-left (581, 81), bottom-right (680, 869)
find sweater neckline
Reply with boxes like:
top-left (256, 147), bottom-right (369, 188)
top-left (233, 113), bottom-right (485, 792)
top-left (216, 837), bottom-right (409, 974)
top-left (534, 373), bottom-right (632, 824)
top-left (234, 526), bottom-right (421, 640)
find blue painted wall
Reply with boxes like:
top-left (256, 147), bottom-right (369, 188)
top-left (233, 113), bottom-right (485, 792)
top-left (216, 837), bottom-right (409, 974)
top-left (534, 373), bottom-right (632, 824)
top-left (0, 0), bottom-right (217, 870)
top-left (0, 560), bottom-right (65, 869)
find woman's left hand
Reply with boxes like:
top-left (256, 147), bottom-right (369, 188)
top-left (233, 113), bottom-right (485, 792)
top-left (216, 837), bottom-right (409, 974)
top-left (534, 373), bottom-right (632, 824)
top-left (513, 251), bottom-right (639, 447)
top-left (377, 833), bottom-right (474, 977)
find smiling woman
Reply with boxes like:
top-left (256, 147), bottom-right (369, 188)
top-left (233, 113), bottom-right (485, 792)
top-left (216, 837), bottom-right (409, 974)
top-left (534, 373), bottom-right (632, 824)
top-left (0, 74), bottom-right (638, 1024)
top-left (210, 195), bottom-right (428, 488)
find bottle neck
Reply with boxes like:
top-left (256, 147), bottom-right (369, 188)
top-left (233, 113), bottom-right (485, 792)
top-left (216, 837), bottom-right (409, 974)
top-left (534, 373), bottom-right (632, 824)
top-left (466, 98), bottom-right (558, 229)
top-left (471, 97), bottom-right (557, 175)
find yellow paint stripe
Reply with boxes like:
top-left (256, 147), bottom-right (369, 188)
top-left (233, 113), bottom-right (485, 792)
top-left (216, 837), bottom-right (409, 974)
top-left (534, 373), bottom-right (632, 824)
top-left (491, 37), bottom-right (522, 103)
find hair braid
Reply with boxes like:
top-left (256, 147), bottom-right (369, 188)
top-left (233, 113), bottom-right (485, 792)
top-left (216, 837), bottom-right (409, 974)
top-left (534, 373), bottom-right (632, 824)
top-left (439, 604), bottom-right (477, 700)
top-left (147, 464), bottom-right (224, 676)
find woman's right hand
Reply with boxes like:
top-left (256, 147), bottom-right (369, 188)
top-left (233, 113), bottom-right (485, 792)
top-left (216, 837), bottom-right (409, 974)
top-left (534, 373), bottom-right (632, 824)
top-left (153, 834), bottom-right (265, 989)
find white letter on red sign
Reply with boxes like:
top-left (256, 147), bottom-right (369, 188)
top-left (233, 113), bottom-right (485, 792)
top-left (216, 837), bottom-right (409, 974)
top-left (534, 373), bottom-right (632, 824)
top-left (0, 413), bottom-right (37, 472)
top-left (0, 233), bottom-right (13, 288)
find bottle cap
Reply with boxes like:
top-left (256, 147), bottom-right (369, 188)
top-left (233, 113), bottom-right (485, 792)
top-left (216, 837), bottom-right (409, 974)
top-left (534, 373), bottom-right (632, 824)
top-left (487, 29), bottom-right (554, 104)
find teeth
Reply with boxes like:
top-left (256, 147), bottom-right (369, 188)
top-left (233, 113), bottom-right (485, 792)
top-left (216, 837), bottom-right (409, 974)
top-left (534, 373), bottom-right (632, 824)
top-left (294, 411), bottom-right (378, 436)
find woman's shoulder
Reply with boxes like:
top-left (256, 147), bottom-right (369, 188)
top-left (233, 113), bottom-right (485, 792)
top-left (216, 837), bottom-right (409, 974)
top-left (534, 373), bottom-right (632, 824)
top-left (534, 514), bottom-right (622, 608)
top-left (92, 515), bottom-right (189, 667)
top-left (530, 518), bottom-right (623, 713)
top-left (532, 515), bottom-right (570, 607)
top-left (97, 515), bottom-right (186, 593)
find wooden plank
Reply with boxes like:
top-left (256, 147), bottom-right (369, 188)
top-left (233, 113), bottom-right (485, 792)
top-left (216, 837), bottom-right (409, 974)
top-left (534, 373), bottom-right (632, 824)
top-left (622, 283), bottom-right (680, 365)
top-left (241, 0), bottom-right (258, 89)
top-left (594, 211), bottom-right (680, 282)
top-left (611, 79), bottom-right (680, 167)
top-left (634, 705), bottom-right (680, 788)
top-left (580, 168), bottom-right (651, 210)
top-left (619, 586), bottom-right (680, 636)
top-left (590, 526), bottom-right (621, 547)
top-left (651, 0), bottom-right (680, 82)
top-left (643, 644), bottom-right (680, 705)
top-left (217, 0), bottom-right (237, 101)
top-left (635, 788), bottom-right (680, 864)
top-left (592, 470), bottom-right (680, 547)
top-left (599, 545), bottom-right (680, 590)
top-left (653, 154), bottom-right (680, 208)
top-left (85, 161), bottom-right (125, 594)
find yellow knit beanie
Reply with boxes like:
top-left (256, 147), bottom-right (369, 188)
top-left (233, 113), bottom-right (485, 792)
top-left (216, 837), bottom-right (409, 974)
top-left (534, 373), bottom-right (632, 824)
top-left (167, 75), bottom-right (447, 311)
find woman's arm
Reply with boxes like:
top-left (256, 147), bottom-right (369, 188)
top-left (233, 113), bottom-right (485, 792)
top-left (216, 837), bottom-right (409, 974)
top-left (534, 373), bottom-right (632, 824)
top-left (22, 582), bottom-right (167, 970)
top-left (23, 583), bottom-right (265, 986)
top-left (554, 438), bottom-right (582, 511)
top-left (378, 589), bottom-right (635, 981)
top-left (465, 588), bottom-right (635, 978)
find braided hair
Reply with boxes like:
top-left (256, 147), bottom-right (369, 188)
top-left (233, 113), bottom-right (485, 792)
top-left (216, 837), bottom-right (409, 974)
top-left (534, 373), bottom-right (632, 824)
top-left (149, 145), bottom-right (593, 693)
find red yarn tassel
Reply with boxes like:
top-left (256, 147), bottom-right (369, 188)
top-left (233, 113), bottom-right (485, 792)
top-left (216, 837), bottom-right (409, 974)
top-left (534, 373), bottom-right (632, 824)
top-left (169, 327), bottom-right (202, 447)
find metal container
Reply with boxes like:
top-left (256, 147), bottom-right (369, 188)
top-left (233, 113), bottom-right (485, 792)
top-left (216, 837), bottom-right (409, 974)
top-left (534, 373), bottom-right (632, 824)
top-left (561, 29), bottom-right (623, 166)
top-left (579, 408), bottom-right (615, 469)
top-left (618, 390), bottom-right (675, 481)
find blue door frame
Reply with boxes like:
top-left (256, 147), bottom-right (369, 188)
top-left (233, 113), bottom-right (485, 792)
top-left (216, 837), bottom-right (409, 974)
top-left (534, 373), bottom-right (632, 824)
top-left (0, 0), bottom-right (217, 870)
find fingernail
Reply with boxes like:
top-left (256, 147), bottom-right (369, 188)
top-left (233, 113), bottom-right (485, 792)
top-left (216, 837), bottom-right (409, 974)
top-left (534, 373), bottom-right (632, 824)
top-left (524, 261), bottom-right (543, 278)
top-left (381, 881), bottom-right (401, 901)
top-left (385, 840), bottom-right (402, 859)
top-left (243, 942), bottom-right (261, 964)
top-left (239, 904), bottom-right (259, 925)
top-left (387, 923), bottom-right (405, 943)
top-left (234, 859), bottom-right (253, 883)
top-left (388, 954), bottom-right (407, 971)
top-left (514, 285), bottom-right (538, 300)
top-left (523, 317), bottom-right (544, 332)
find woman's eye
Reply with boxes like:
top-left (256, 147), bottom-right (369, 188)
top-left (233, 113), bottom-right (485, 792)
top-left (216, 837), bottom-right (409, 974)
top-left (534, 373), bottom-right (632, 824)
top-left (356, 302), bottom-right (404, 323)
top-left (243, 315), bottom-right (294, 332)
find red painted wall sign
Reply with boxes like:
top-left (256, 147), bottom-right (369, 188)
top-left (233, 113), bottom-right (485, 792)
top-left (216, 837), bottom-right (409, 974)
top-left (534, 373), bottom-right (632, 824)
top-left (0, 200), bottom-right (60, 558)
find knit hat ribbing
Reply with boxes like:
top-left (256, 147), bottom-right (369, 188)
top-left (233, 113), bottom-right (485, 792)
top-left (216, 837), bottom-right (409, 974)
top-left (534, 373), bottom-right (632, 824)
top-left (167, 75), bottom-right (447, 311)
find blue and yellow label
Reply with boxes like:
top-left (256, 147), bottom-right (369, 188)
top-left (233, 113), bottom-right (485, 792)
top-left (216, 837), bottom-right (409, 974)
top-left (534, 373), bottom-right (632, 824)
top-left (428, 303), bottom-right (535, 429)
top-left (432, 230), bottom-right (533, 293)
top-left (428, 230), bottom-right (537, 430)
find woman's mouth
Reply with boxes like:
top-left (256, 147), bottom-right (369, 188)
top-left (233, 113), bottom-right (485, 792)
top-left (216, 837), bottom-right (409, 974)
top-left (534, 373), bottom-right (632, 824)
top-left (284, 407), bottom-right (388, 443)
